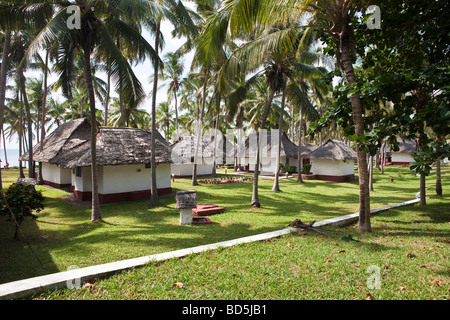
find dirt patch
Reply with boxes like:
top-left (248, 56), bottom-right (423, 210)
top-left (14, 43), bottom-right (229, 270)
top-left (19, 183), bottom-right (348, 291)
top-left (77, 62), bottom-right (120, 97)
top-left (59, 194), bottom-right (91, 208)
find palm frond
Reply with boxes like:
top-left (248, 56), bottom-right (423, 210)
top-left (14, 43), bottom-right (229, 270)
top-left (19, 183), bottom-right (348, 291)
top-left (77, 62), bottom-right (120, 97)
top-left (95, 20), bottom-right (146, 108)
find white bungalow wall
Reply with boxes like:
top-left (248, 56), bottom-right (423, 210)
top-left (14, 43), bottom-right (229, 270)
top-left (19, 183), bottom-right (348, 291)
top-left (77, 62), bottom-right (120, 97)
top-left (71, 164), bottom-right (171, 193)
top-left (171, 160), bottom-right (214, 177)
top-left (246, 156), bottom-right (278, 175)
top-left (310, 159), bottom-right (355, 176)
top-left (42, 162), bottom-right (71, 186)
top-left (71, 166), bottom-right (92, 192)
top-left (391, 152), bottom-right (414, 163)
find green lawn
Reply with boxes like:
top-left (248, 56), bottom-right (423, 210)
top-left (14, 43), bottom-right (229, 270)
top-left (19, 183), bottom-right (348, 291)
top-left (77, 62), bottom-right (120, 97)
top-left (0, 165), bottom-right (449, 300)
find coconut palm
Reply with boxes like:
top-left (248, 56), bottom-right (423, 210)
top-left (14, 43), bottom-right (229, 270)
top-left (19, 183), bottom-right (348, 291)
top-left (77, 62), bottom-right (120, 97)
top-left (155, 101), bottom-right (174, 140)
top-left (160, 51), bottom-right (184, 135)
top-left (27, 0), bottom-right (165, 221)
top-left (107, 97), bottom-right (150, 129)
top-left (9, 30), bottom-right (38, 179)
top-left (198, 0), bottom-right (372, 230)
top-left (209, 18), bottom-right (325, 202)
top-left (148, 0), bottom-right (198, 205)
top-left (268, 0), bottom-right (372, 232)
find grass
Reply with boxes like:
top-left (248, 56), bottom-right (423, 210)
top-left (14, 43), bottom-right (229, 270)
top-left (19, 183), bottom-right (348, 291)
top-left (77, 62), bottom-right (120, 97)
top-left (0, 164), bottom-right (449, 299)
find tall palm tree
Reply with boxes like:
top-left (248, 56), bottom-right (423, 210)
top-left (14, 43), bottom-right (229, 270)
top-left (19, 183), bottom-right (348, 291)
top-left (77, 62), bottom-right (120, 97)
top-left (9, 30), bottom-right (38, 178)
top-left (149, 0), bottom-right (198, 205)
top-left (200, 0), bottom-right (372, 231)
top-left (270, 0), bottom-right (371, 232)
top-left (28, 0), bottom-right (162, 221)
top-left (160, 51), bottom-right (184, 135)
top-left (156, 101), bottom-right (174, 140)
top-left (210, 18), bottom-right (324, 201)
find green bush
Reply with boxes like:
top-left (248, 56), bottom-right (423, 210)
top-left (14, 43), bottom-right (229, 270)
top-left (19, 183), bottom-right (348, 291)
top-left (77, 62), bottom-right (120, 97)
top-left (302, 163), bottom-right (312, 174)
top-left (280, 164), bottom-right (297, 173)
top-left (0, 183), bottom-right (45, 239)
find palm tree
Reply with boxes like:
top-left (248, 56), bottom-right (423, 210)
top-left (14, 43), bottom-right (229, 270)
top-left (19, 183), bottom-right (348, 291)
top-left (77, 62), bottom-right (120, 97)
top-left (271, 0), bottom-right (371, 231)
top-left (209, 18), bottom-right (324, 201)
top-left (160, 51), bottom-right (184, 135)
top-left (156, 101), bottom-right (174, 140)
top-left (201, 0), bottom-right (372, 231)
top-left (0, 30), bottom-right (11, 189)
top-left (148, 0), bottom-right (198, 205)
top-left (28, 0), bottom-right (162, 222)
top-left (9, 30), bottom-right (37, 179)
top-left (107, 97), bottom-right (151, 129)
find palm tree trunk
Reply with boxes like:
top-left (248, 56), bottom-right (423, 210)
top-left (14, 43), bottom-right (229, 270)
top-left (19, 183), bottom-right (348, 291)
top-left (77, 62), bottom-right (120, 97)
top-left (273, 84), bottom-right (286, 192)
top-left (150, 20), bottom-right (161, 206)
top-left (104, 70), bottom-right (111, 126)
top-left (174, 91), bottom-right (179, 135)
top-left (0, 30), bottom-right (11, 190)
top-left (297, 109), bottom-right (303, 183)
top-left (415, 89), bottom-right (428, 206)
top-left (340, 31), bottom-right (371, 232)
top-left (212, 110), bottom-right (219, 177)
top-left (19, 71), bottom-right (34, 179)
top-left (436, 158), bottom-right (442, 196)
top-left (83, 48), bottom-right (102, 222)
top-left (38, 51), bottom-right (49, 185)
top-left (369, 155), bottom-right (374, 191)
top-left (2, 128), bottom-right (8, 168)
top-left (251, 89), bottom-right (275, 207)
top-left (19, 91), bottom-right (25, 178)
top-left (192, 69), bottom-right (210, 186)
top-left (117, 38), bottom-right (126, 128)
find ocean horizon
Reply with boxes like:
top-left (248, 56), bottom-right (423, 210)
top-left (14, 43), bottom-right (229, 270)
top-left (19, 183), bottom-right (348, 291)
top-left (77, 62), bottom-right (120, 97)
top-left (0, 149), bottom-right (21, 168)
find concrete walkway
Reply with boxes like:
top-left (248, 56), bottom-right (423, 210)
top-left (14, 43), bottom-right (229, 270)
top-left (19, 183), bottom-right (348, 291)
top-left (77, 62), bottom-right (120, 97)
top-left (0, 198), bottom-right (420, 300)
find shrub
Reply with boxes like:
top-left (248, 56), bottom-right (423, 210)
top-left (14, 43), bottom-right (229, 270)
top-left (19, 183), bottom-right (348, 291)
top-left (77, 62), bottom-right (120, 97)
top-left (302, 163), bottom-right (312, 174)
top-left (0, 183), bottom-right (45, 239)
top-left (280, 164), bottom-right (296, 173)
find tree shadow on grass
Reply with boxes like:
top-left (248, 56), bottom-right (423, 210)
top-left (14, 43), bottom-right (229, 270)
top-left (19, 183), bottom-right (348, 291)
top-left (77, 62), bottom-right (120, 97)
top-left (0, 216), bottom-right (59, 284)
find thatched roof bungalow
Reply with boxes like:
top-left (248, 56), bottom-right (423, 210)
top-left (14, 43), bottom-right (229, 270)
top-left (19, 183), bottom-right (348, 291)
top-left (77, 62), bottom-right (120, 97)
top-left (306, 139), bottom-right (356, 182)
top-left (386, 140), bottom-right (416, 166)
top-left (234, 131), bottom-right (317, 175)
top-left (21, 118), bottom-right (173, 204)
top-left (170, 134), bottom-right (234, 177)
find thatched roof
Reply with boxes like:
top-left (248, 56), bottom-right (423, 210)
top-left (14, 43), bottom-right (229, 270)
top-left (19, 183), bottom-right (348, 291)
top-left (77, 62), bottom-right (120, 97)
top-left (171, 134), bottom-right (234, 163)
top-left (306, 139), bottom-right (357, 161)
top-left (74, 127), bottom-right (173, 167)
top-left (20, 118), bottom-right (91, 165)
top-left (234, 131), bottom-right (317, 159)
top-left (21, 119), bottom-right (172, 168)
top-left (390, 140), bottom-right (416, 153)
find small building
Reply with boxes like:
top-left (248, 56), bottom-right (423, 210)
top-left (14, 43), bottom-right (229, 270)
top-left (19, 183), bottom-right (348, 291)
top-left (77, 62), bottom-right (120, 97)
top-left (21, 118), bottom-right (173, 204)
top-left (234, 131), bottom-right (317, 175)
top-left (386, 140), bottom-right (416, 166)
top-left (305, 139), bottom-right (356, 182)
top-left (170, 134), bottom-right (234, 178)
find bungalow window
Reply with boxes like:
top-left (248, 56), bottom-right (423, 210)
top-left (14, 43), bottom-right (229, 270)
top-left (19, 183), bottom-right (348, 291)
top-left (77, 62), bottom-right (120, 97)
top-left (145, 163), bottom-right (151, 169)
top-left (75, 167), bottom-right (82, 177)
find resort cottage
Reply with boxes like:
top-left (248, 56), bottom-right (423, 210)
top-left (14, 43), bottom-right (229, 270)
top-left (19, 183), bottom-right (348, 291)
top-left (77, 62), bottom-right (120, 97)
top-left (170, 134), bottom-right (234, 177)
top-left (306, 139), bottom-right (357, 182)
top-left (21, 118), bottom-right (173, 204)
top-left (234, 131), bottom-right (317, 175)
top-left (386, 140), bottom-right (416, 166)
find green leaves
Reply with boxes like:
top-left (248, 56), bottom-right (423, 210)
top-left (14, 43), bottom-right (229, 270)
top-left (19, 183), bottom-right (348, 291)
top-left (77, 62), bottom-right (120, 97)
top-left (0, 183), bottom-right (45, 238)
